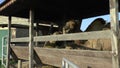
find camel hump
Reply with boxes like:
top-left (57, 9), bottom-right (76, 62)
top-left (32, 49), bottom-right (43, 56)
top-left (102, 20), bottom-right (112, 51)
top-left (93, 18), bottom-right (106, 24)
top-left (85, 18), bottom-right (106, 31)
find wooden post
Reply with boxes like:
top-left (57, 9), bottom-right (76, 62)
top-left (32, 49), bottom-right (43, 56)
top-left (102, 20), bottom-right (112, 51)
top-left (18, 60), bottom-right (22, 68)
top-left (35, 23), bottom-right (39, 46)
top-left (29, 9), bottom-right (34, 68)
top-left (109, 0), bottom-right (120, 68)
top-left (6, 16), bottom-right (11, 68)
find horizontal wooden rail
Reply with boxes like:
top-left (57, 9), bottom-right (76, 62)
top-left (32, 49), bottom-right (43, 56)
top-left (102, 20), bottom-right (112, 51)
top-left (11, 30), bottom-right (111, 43)
top-left (11, 37), bottom-right (29, 43)
top-left (11, 46), bottom-right (112, 68)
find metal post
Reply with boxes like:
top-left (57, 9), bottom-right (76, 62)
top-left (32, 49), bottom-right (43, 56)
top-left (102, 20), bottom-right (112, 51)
top-left (62, 60), bottom-right (65, 68)
top-left (6, 16), bottom-right (11, 68)
top-left (62, 58), bottom-right (79, 68)
top-left (18, 60), bottom-right (22, 68)
top-left (29, 9), bottom-right (34, 68)
top-left (109, 0), bottom-right (120, 68)
top-left (65, 62), bottom-right (69, 68)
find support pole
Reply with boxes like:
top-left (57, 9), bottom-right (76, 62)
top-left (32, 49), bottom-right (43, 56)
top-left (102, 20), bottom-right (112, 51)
top-left (35, 23), bottom-right (39, 46)
top-left (29, 9), bottom-right (34, 68)
top-left (109, 0), bottom-right (120, 68)
top-left (18, 60), bottom-right (22, 68)
top-left (6, 16), bottom-right (11, 68)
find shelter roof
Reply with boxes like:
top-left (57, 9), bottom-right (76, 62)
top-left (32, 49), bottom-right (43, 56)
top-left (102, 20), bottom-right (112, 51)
top-left (0, 0), bottom-right (113, 21)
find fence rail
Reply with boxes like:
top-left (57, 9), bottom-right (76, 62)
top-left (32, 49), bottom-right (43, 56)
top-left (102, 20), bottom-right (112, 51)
top-left (11, 30), bottom-right (111, 43)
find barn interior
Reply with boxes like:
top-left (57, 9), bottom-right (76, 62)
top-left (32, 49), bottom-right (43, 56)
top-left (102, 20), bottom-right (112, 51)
top-left (0, 0), bottom-right (119, 68)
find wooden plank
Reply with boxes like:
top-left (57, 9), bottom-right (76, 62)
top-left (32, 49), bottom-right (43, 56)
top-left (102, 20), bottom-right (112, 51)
top-left (11, 46), bottom-right (112, 68)
top-left (6, 16), bottom-right (11, 68)
top-left (109, 0), bottom-right (120, 68)
top-left (11, 46), bottom-right (29, 60)
top-left (11, 30), bottom-right (111, 43)
top-left (11, 37), bottom-right (29, 43)
top-left (34, 48), bottom-right (112, 68)
top-left (0, 24), bottom-right (29, 29)
top-left (9, 46), bottom-right (18, 61)
top-left (33, 49), bottom-right (42, 66)
top-left (0, 24), bottom-right (58, 29)
top-left (11, 46), bottom-right (112, 60)
top-left (35, 30), bottom-right (111, 41)
top-left (0, 0), bottom-right (15, 11)
top-left (29, 9), bottom-right (34, 68)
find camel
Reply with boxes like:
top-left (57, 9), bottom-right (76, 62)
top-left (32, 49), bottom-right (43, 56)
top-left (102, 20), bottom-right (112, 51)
top-left (83, 19), bottom-right (112, 51)
top-left (44, 18), bottom-right (112, 50)
top-left (63, 19), bottom-right (82, 33)
top-left (85, 18), bottom-right (106, 31)
top-left (44, 19), bottom-right (82, 48)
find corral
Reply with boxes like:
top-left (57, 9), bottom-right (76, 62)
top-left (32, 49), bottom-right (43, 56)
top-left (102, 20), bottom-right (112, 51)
top-left (0, 0), bottom-right (120, 68)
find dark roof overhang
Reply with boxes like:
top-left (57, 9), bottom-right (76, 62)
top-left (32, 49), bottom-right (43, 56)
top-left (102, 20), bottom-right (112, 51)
top-left (0, 0), bottom-right (111, 21)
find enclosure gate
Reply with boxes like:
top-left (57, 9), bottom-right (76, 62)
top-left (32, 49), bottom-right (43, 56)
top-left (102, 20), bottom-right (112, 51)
top-left (62, 58), bottom-right (79, 68)
top-left (2, 36), bottom-right (8, 67)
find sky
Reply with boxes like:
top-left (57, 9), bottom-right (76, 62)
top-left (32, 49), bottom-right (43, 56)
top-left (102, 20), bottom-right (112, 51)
top-left (81, 13), bottom-right (120, 31)
top-left (0, 0), bottom-right (120, 31)
top-left (81, 15), bottom-right (110, 31)
top-left (0, 0), bottom-right (4, 4)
